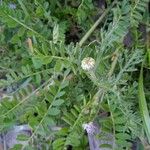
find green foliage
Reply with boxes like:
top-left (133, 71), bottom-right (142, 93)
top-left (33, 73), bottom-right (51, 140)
top-left (130, 0), bottom-right (149, 27)
top-left (138, 61), bottom-right (150, 143)
top-left (0, 0), bottom-right (149, 149)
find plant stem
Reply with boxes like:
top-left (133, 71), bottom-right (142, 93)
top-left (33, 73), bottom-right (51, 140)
top-left (108, 48), bottom-right (120, 78)
top-left (78, 1), bottom-right (116, 47)
top-left (107, 95), bottom-right (116, 150)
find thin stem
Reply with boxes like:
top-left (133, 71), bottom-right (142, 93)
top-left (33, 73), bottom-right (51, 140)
top-left (22, 77), bottom-right (66, 150)
top-left (107, 96), bottom-right (116, 150)
top-left (78, 0), bottom-right (116, 47)
top-left (7, 14), bottom-right (49, 43)
top-left (0, 77), bottom-right (53, 118)
top-left (2, 69), bottom-right (52, 87)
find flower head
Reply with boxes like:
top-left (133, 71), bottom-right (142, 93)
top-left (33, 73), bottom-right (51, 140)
top-left (82, 122), bottom-right (97, 135)
top-left (81, 57), bottom-right (95, 71)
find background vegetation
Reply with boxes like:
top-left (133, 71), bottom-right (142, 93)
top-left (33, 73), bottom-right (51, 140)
top-left (0, 0), bottom-right (150, 149)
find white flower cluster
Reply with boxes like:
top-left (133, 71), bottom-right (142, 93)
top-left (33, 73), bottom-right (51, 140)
top-left (81, 57), bottom-right (95, 71)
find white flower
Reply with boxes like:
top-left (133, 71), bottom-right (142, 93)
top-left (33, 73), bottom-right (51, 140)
top-left (81, 57), bottom-right (95, 71)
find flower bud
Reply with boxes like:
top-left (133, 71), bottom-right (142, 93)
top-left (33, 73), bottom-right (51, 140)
top-left (81, 57), bottom-right (95, 71)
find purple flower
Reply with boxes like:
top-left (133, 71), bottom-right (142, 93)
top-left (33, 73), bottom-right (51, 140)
top-left (83, 122), bottom-right (101, 150)
top-left (83, 122), bottom-right (114, 150)
top-left (82, 122), bottom-right (98, 135)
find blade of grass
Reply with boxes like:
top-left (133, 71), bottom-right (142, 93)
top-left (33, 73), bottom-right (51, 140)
top-left (138, 63), bottom-right (150, 143)
top-left (147, 48), bottom-right (150, 66)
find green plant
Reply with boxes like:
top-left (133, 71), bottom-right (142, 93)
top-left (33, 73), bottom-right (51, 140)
top-left (0, 0), bottom-right (150, 149)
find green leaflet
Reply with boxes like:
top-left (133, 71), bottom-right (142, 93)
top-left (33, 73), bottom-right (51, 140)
top-left (17, 0), bottom-right (29, 17)
top-left (138, 63), bottom-right (150, 143)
